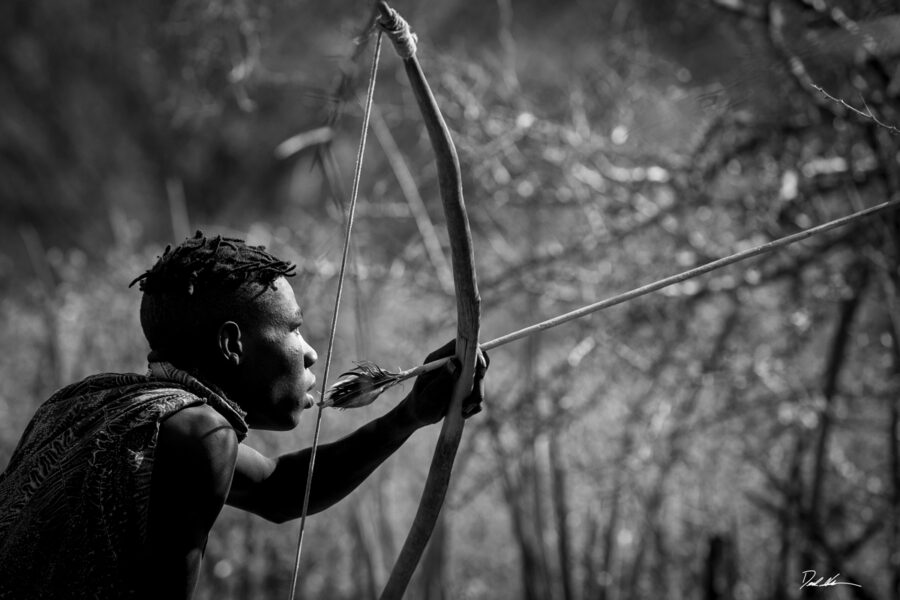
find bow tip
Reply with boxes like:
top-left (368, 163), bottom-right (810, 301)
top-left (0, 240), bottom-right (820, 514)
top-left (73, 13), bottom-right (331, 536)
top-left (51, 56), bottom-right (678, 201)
top-left (375, 0), bottom-right (392, 19)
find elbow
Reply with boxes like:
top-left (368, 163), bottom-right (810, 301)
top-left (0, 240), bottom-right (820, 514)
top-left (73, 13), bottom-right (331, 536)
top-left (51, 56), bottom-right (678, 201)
top-left (234, 498), bottom-right (293, 524)
top-left (265, 500), bottom-right (330, 524)
top-left (267, 512), bottom-right (291, 525)
top-left (251, 506), bottom-right (290, 524)
top-left (262, 503), bottom-right (319, 524)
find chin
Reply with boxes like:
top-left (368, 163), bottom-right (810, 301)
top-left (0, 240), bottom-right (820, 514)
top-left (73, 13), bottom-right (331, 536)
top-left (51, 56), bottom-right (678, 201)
top-left (280, 410), bottom-right (304, 430)
top-left (247, 408), bottom-right (304, 431)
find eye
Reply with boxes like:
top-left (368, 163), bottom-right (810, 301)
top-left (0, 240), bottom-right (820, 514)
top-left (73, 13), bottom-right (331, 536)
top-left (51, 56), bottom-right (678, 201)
top-left (291, 310), bottom-right (305, 334)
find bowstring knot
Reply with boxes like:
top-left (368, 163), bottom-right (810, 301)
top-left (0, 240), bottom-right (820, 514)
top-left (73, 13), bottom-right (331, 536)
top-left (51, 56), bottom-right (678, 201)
top-left (376, 3), bottom-right (418, 59)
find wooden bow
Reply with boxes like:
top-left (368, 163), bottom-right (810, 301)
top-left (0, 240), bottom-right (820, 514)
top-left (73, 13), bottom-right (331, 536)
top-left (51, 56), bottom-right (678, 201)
top-left (374, 2), bottom-right (481, 598)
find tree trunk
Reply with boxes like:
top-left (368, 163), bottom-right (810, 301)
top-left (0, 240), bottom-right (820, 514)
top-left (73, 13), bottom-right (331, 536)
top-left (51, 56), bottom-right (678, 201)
top-left (804, 264), bottom-right (868, 567)
top-left (627, 305), bottom-right (738, 600)
top-left (349, 501), bottom-right (381, 599)
top-left (588, 325), bottom-right (689, 600)
top-left (704, 532), bottom-right (737, 600)
top-left (487, 410), bottom-right (553, 600)
top-left (596, 465), bottom-right (623, 600)
top-left (580, 510), bottom-right (602, 600)
top-left (891, 355), bottom-right (900, 600)
top-left (527, 434), bottom-right (554, 599)
top-left (239, 512), bottom-right (257, 600)
top-left (549, 429), bottom-right (575, 600)
top-left (879, 267), bottom-right (900, 599)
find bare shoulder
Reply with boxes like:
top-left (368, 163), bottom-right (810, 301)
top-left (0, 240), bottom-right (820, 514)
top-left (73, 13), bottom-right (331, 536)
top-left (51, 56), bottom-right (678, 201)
top-left (155, 403), bottom-right (239, 499)
top-left (147, 404), bottom-right (239, 599)
top-left (150, 403), bottom-right (239, 547)
top-left (160, 402), bottom-right (236, 444)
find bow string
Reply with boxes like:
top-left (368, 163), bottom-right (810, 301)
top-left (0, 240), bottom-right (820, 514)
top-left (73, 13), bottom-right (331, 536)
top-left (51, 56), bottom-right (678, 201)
top-left (288, 20), bottom-right (385, 600)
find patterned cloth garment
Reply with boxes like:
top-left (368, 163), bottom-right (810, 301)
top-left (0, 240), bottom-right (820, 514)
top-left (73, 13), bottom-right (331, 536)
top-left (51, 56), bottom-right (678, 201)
top-left (0, 362), bottom-right (248, 599)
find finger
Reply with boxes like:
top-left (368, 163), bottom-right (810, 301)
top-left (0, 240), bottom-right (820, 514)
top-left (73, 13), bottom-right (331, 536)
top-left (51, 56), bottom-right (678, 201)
top-left (474, 371), bottom-right (485, 403)
top-left (462, 402), bottom-right (482, 419)
top-left (474, 349), bottom-right (489, 378)
top-left (462, 366), bottom-right (485, 415)
top-left (419, 358), bottom-right (456, 390)
top-left (475, 347), bottom-right (489, 369)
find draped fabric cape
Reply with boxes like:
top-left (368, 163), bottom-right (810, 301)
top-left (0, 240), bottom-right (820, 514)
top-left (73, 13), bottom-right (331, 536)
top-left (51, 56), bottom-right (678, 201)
top-left (0, 363), bottom-right (248, 600)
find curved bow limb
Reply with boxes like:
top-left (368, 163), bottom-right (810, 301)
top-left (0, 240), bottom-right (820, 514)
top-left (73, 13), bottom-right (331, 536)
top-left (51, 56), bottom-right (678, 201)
top-left (374, 2), bottom-right (481, 599)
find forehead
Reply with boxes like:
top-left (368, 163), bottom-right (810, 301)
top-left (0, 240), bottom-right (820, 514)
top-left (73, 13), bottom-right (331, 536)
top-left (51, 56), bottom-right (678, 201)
top-left (247, 277), bottom-right (301, 324)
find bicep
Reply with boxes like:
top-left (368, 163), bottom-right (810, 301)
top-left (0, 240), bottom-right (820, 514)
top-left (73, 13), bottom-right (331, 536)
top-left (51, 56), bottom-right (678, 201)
top-left (225, 443), bottom-right (279, 516)
top-left (146, 406), bottom-right (239, 598)
top-left (151, 409), bottom-right (239, 531)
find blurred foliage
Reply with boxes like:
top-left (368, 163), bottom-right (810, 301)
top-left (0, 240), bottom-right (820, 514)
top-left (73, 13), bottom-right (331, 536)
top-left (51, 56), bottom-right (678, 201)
top-left (3, 0), bottom-right (900, 599)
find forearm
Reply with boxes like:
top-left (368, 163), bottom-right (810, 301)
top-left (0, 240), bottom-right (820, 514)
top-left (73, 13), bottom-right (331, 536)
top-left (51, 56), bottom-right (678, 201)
top-left (252, 399), bottom-right (419, 522)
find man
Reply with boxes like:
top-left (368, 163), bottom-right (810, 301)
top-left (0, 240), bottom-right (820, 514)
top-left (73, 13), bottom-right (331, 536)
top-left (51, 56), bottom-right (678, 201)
top-left (0, 232), bottom-right (487, 599)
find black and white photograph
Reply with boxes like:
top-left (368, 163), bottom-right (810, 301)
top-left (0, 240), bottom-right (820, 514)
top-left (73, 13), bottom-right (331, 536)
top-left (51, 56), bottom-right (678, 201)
top-left (1, 0), bottom-right (898, 598)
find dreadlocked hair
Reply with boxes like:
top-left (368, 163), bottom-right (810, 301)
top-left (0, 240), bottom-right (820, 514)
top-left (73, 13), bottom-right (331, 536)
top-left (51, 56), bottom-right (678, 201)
top-left (130, 231), bottom-right (296, 296)
top-left (132, 231), bottom-right (297, 368)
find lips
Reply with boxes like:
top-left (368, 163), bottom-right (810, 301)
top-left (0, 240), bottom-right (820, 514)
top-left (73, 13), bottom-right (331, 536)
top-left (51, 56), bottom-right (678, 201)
top-left (303, 377), bottom-right (317, 408)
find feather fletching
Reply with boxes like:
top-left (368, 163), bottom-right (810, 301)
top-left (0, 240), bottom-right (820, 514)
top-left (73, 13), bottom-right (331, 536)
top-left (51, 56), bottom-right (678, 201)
top-left (322, 361), bottom-right (408, 409)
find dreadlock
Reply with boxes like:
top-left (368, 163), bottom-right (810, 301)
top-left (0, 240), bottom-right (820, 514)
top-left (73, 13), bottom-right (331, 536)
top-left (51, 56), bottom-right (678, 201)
top-left (130, 231), bottom-right (296, 295)
top-left (132, 231), bottom-right (297, 368)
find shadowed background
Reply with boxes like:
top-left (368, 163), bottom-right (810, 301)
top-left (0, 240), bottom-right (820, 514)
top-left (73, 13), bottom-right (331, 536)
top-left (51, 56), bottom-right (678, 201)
top-left (2, 0), bottom-right (900, 598)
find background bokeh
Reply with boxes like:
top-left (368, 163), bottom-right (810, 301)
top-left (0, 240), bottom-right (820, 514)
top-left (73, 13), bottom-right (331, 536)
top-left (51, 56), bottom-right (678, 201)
top-left (2, 0), bottom-right (900, 598)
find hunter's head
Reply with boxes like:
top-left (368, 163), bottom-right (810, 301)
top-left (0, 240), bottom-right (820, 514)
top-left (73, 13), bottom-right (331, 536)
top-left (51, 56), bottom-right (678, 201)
top-left (131, 232), bottom-right (318, 430)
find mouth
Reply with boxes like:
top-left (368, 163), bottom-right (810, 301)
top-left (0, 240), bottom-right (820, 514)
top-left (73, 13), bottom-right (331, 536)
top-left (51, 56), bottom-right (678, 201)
top-left (303, 377), bottom-right (317, 409)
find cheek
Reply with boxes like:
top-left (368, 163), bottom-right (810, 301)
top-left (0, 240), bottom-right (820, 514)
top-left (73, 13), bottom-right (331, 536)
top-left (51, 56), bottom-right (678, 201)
top-left (284, 337), bottom-right (306, 372)
top-left (271, 338), bottom-right (306, 386)
top-left (245, 339), bottom-right (293, 393)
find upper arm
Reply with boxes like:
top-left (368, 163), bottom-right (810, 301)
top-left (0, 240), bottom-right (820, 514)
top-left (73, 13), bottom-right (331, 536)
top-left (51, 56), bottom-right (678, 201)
top-left (146, 404), bottom-right (239, 599)
top-left (226, 443), bottom-right (279, 520)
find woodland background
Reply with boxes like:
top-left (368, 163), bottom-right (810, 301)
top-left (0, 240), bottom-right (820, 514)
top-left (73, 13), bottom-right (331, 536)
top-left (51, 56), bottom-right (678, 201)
top-left (2, 0), bottom-right (900, 598)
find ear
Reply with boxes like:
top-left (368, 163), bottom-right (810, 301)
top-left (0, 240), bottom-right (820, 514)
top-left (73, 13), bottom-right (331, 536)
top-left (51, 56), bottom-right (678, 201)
top-left (216, 321), bottom-right (244, 366)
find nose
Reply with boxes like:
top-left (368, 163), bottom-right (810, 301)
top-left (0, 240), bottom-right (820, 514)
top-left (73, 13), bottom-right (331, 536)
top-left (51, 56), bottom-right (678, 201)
top-left (303, 341), bottom-right (318, 369)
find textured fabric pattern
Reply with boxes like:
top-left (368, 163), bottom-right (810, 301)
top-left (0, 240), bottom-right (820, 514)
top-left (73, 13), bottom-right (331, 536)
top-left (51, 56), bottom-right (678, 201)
top-left (0, 364), bottom-right (247, 599)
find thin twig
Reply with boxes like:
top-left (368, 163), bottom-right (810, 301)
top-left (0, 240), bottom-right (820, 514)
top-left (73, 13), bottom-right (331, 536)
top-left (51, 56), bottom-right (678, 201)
top-left (811, 83), bottom-right (900, 135)
top-left (369, 105), bottom-right (455, 294)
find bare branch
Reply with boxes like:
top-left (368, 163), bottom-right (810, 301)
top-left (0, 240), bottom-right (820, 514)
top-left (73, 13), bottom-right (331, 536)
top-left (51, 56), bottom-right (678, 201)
top-left (810, 83), bottom-right (900, 134)
top-left (369, 106), bottom-right (455, 294)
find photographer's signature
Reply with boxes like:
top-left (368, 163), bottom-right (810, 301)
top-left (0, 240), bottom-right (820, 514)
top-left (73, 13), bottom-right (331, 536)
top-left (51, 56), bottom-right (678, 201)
top-left (800, 570), bottom-right (861, 590)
